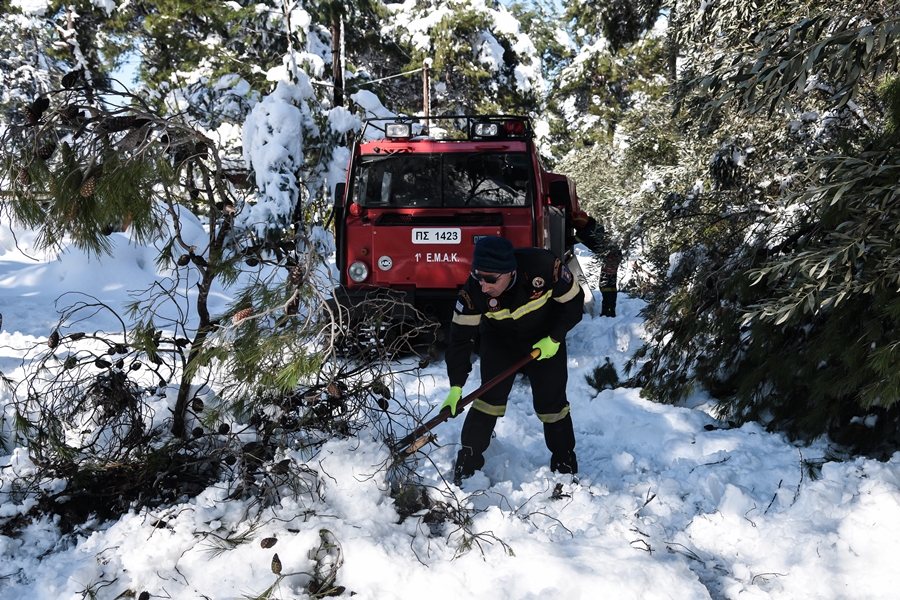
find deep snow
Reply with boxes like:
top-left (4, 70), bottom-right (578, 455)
top-left (2, 224), bottom-right (900, 600)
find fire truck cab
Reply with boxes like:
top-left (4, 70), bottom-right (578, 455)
top-left (332, 115), bottom-right (591, 337)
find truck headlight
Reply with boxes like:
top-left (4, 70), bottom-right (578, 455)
top-left (348, 261), bottom-right (369, 282)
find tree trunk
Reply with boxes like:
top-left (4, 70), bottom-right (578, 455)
top-left (171, 169), bottom-right (233, 438)
top-left (332, 17), bottom-right (343, 107)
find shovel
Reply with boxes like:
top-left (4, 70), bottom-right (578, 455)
top-left (392, 348), bottom-right (541, 456)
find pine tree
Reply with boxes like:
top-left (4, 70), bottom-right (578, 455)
top-left (381, 0), bottom-right (544, 115)
top-left (543, 0), bottom-right (668, 157)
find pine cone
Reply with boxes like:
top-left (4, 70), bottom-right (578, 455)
top-left (193, 140), bottom-right (209, 157)
top-left (61, 69), bottom-right (83, 89)
top-left (103, 115), bottom-right (137, 132)
top-left (57, 105), bottom-right (79, 122)
top-left (176, 254), bottom-right (191, 267)
top-left (191, 255), bottom-right (208, 267)
top-left (37, 144), bottom-right (56, 160)
top-left (23, 97), bottom-right (49, 125)
top-left (271, 553), bottom-right (282, 575)
top-left (33, 96), bottom-right (49, 113)
top-left (119, 125), bottom-right (150, 152)
top-left (288, 264), bottom-right (305, 287)
top-left (260, 537), bottom-right (278, 549)
top-left (232, 307), bottom-right (254, 324)
top-left (79, 175), bottom-right (98, 197)
top-left (68, 332), bottom-right (85, 341)
top-left (48, 330), bottom-right (60, 348)
top-left (222, 170), bottom-right (249, 187)
top-left (94, 358), bottom-right (111, 369)
top-left (285, 296), bottom-right (299, 316)
top-left (138, 592), bottom-right (150, 600)
top-left (17, 168), bottom-right (29, 185)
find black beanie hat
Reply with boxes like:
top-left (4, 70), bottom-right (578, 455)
top-left (472, 236), bottom-right (516, 273)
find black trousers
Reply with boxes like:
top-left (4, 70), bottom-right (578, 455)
top-left (459, 340), bottom-right (576, 460)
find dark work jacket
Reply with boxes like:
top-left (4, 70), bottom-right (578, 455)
top-left (574, 214), bottom-right (618, 257)
top-left (445, 247), bottom-right (584, 387)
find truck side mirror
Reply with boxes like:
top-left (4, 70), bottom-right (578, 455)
top-left (334, 182), bottom-right (346, 209)
top-left (548, 180), bottom-right (570, 207)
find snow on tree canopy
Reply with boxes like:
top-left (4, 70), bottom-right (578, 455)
top-left (323, 106), bottom-right (361, 197)
top-left (9, 0), bottom-right (49, 16)
top-left (240, 77), bottom-right (315, 237)
top-left (351, 90), bottom-right (397, 121)
top-left (384, 0), bottom-right (542, 98)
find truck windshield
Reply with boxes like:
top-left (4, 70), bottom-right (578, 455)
top-left (353, 152), bottom-right (532, 208)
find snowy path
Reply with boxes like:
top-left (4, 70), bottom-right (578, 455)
top-left (2, 229), bottom-right (900, 599)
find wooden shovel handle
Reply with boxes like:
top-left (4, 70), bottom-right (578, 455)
top-left (393, 348), bottom-right (541, 455)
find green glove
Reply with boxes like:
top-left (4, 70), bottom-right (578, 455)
top-left (440, 386), bottom-right (463, 416)
top-left (532, 336), bottom-right (560, 360)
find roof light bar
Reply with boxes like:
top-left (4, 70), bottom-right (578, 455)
top-left (385, 122), bottom-right (412, 138)
top-left (473, 122), bottom-right (500, 137)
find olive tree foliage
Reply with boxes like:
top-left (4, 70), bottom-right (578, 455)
top-left (623, 0), bottom-right (900, 453)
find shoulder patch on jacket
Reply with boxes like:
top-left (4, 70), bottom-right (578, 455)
top-left (561, 265), bottom-right (573, 283)
top-left (459, 290), bottom-right (474, 310)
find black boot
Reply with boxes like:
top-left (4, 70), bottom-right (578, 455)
top-left (600, 289), bottom-right (616, 317)
top-left (453, 447), bottom-right (485, 485)
top-left (545, 414), bottom-right (577, 474)
top-left (551, 450), bottom-right (578, 474)
top-left (453, 410), bottom-right (497, 484)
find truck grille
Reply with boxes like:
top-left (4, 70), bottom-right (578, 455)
top-left (374, 213), bottom-right (504, 226)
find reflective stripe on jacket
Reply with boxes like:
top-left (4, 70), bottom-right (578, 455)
top-left (446, 247), bottom-right (584, 387)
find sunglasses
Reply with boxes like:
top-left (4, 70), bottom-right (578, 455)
top-left (470, 270), bottom-right (503, 284)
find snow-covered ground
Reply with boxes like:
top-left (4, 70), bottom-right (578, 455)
top-left (2, 223), bottom-right (900, 600)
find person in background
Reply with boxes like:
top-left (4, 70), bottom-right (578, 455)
top-left (441, 236), bottom-right (584, 484)
top-left (571, 209), bottom-right (621, 317)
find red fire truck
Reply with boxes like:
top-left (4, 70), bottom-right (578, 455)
top-left (331, 115), bottom-right (591, 341)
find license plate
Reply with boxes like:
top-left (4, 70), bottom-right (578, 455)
top-left (411, 228), bottom-right (461, 244)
